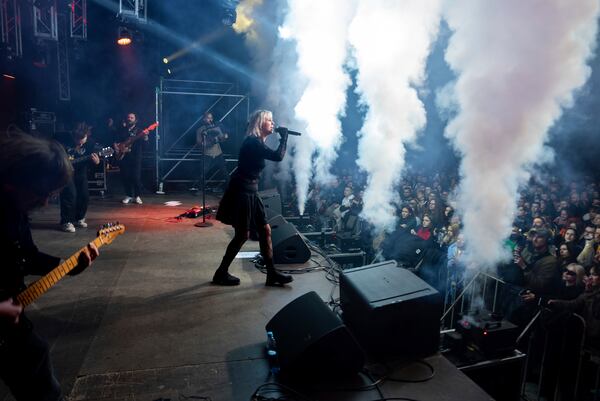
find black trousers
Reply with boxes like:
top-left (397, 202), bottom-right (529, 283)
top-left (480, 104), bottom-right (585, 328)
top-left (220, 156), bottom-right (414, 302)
top-left (120, 153), bottom-right (143, 197)
top-left (0, 323), bottom-right (63, 401)
top-left (59, 172), bottom-right (89, 224)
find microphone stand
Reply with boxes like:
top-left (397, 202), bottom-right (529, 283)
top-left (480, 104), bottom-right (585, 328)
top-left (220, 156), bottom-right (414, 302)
top-left (195, 131), bottom-right (213, 228)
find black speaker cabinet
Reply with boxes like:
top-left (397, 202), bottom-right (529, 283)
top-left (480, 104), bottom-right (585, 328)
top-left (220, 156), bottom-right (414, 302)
top-left (340, 261), bottom-right (442, 360)
top-left (259, 189), bottom-right (282, 219)
top-left (268, 215), bottom-right (310, 264)
top-left (265, 291), bottom-right (365, 380)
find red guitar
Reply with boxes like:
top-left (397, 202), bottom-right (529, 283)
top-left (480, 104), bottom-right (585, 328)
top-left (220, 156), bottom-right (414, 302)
top-left (114, 122), bottom-right (158, 160)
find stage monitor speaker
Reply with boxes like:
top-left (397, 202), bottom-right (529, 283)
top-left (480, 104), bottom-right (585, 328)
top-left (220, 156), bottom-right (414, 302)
top-left (265, 291), bottom-right (365, 380)
top-left (340, 261), bottom-right (442, 360)
top-left (259, 189), bottom-right (282, 219)
top-left (268, 215), bottom-right (310, 264)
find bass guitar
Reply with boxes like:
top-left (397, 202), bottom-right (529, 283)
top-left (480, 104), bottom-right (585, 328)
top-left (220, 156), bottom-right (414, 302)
top-left (69, 147), bottom-right (114, 165)
top-left (114, 122), bottom-right (158, 160)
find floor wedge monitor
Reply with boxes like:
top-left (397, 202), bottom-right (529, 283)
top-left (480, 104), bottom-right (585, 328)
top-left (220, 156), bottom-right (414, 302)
top-left (268, 215), bottom-right (310, 264)
top-left (265, 291), bottom-right (365, 380)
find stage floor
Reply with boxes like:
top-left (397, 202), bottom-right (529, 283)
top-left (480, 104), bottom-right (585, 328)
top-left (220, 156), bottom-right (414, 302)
top-left (1, 193), bottom-right (492, 401)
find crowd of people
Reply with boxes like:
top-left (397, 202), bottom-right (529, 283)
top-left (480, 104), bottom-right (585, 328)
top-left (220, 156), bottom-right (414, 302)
top-left (294, 167), bottom-right (600, 351)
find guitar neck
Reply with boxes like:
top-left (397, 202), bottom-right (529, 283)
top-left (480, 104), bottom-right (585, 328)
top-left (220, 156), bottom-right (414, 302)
top-left (125, 129), bottom-right (148, 145)
top-left (16, 237), bottom-right (104, 307)
top-left (72, 154), bottom-right (91, 165)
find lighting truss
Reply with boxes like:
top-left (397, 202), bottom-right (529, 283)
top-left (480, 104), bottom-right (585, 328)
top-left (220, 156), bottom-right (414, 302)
top-left (57, 13), bottom-right (70, 101)
top-left (33, 0), bottom-right (58, 40)
top-left (118, 0), bottom-right (146, 23)
top-left (0, 0), bottom-right (22, 57)
top-left (70, 0), bottom-right (86, 39)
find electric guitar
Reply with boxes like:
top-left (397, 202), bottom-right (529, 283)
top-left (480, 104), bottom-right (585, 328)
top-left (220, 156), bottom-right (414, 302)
top-left (114, 122), bottom-right (158, 160)
top-left (16, 223), bottom-right (125, 307)
top-left (0, 223), bottom-right (125, 348)
top-left (69, 147), bottom-right (114, 165)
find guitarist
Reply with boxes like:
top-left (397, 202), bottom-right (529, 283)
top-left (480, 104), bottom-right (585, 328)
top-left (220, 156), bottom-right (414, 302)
top-left (192, 112), bottom-right (229, 193)
top-left (58, 123), bottom-right (100, 233)
top-left (114, 112), bottom-right (148, 204)
top-left (0, 133), bottom-right (98, 401)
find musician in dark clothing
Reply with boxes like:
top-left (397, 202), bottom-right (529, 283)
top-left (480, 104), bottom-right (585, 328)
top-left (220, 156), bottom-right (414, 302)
top-left (0, 133), bottom-right (98, 401)
top-left (114, 113), bottom-right (147, 205)
top-left (59, 123), bottom-right (100, 232)
top-left (213, 109), bottom-right (292, 286)
top-left (192, 112), bottom-right (229, 193)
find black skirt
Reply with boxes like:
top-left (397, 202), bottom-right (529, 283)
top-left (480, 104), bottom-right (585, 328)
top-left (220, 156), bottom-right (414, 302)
top-left (216, 181), bottom-right (266, 231)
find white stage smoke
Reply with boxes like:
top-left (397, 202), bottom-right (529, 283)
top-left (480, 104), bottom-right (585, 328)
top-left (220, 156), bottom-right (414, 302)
top-left (283, 0), bottom-right (357, 198)
top-left (233, 0), bottom-right (309, 202)
top-left (350, 0), bottom-right (442, 231)
top-left (444, 0), bottom-right (599, 268)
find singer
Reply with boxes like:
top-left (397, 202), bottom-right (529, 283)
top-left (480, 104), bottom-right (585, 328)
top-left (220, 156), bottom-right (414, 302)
top-left (213, 109), bottom-right (293, 287)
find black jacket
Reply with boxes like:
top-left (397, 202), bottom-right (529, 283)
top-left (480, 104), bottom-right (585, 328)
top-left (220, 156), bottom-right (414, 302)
top-left (0, 199), bottom-right (60, 302)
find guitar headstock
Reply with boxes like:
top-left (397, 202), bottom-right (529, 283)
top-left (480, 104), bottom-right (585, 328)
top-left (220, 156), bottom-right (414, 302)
top-left (144, 122), bottom-right (159, 133)
top-left (99, 147), bottom-right (115, 158)
top-left (97, 222), bottom-right (125, 244)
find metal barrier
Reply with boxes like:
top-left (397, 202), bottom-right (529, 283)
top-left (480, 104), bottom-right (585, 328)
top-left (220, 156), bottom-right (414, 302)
top-left (439, 269), bottom-right (598, 400)
top-left (440, 269), bottom-right (510, 330)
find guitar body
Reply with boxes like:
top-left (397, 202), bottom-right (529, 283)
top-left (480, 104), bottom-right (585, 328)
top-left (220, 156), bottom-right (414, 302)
top-left (114, 140), bottom-right (134, 160)
top-left (114, 122), bottom-right (158, 161)
top-left (199, 125), bottom-right (228, 149)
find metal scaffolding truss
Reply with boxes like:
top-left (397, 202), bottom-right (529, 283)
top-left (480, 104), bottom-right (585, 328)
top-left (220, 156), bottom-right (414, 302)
top-left (33, 0), bottom-right (58, 40)
top-left (69, 0), bottom-right (86, 39)
top-left (1, 0), bottom-right (22, 57)
top-left (56, 13), bottom-right (70, 101)
top-left (154, 78), bottom-right (250, 193)
top-left (119, 0), bottom-right (147, 23)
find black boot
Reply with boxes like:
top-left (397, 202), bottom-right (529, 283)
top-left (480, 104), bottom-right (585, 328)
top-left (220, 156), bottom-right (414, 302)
top-left (212, 271), bottom-right (240, 286)
top-left (265, 269), bottom-right (293, 287)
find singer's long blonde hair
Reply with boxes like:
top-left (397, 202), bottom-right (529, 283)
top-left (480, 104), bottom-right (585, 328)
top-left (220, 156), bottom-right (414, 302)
top-left (246, 109), bottom-right (272, 140)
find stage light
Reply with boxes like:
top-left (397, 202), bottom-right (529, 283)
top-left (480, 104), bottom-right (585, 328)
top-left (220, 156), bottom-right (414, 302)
top-left (117, 27), bottom-right (132, 46)
top-left (2, 74), bottom-right (15, 79)
top-left (163, 57), bottom-right (169, 64)
top-left (221, 0), bottom-right (239, 26)
top-left (167, 68), bottom-right (171, 75)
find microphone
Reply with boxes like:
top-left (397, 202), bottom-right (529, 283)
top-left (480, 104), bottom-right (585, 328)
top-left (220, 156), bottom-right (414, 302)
top-left (275, 126), bottom-right (302, 136)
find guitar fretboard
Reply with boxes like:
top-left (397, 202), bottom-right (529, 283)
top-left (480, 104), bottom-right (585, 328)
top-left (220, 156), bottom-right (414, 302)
top-left (16, 237), bottom-right (104, 307)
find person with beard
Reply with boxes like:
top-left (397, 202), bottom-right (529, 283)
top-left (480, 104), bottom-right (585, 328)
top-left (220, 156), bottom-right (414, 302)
top-left (515, 228), bottom-right (560, 297)
top-left (0, 133), bottom-right (98, 401)
top-left (114, 113), bottom-right (148, 205)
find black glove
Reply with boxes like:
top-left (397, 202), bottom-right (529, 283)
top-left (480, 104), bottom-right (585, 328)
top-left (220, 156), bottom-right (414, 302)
top-left (276, 127), bottom-right (289, 138)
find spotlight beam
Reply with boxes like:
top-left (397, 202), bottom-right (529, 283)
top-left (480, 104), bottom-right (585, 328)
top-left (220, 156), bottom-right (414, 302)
top-left (90, 0), bottom-right (263, 84)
